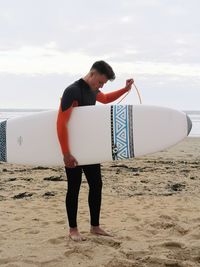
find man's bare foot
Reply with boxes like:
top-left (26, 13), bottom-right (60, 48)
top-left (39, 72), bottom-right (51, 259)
top-left (69, 227), bottom-right (86, 241)
top-left (90, 226), bottom-right (113, 236)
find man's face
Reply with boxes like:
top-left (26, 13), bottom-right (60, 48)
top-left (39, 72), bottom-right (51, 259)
top-left (90, 71), bottom-right (108, 91)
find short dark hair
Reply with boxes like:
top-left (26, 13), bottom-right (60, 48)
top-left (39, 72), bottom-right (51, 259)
top-left (91, 60), bottom-right (115, 81)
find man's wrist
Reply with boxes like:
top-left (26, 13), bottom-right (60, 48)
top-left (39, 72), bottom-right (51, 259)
top-left (63, 152), bottom-right (70, 158)
top-left (124, 86), bottom-right (129, 92)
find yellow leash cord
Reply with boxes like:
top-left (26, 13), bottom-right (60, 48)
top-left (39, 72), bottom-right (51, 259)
top-left (117, 83), bottom-right (142, 104)
top-left (133, 83), bottom-right (142, 104)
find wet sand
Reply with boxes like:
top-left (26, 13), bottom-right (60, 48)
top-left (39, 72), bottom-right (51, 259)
top-left (0, 137), bottom-right (200, 267)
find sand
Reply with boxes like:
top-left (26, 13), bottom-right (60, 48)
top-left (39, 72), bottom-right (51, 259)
top-left (0, 137), bottom-right (200, 267)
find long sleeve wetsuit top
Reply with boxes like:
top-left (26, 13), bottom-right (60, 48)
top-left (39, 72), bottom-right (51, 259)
top-left (57, 78), bottom-right (129, 155)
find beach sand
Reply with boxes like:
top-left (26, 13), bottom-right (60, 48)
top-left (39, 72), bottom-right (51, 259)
top-left (0, 137), bottom-right (200, 267)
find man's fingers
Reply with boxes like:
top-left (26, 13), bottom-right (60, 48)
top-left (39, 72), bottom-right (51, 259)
top-left (65, 159), bottom-right (78, 168)
top-left (125, 79), bottom-right (134, 90)
top-left (127, 78), bottom-right (134, 84)
top-left (65, 163), bottom-right (75, 168)
top-left (63, 153), bottom-right (78, 168)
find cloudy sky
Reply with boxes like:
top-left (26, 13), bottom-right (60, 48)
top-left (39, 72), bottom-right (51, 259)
top-left (0, 0), bottom-right (200, 110)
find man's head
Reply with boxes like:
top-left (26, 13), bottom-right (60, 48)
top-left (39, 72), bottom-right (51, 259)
top-left (84, 60), bottom-right (115, 91)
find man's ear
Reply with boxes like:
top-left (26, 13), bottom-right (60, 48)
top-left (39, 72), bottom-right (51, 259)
top-left (90, 69), bottom-right (96, 77)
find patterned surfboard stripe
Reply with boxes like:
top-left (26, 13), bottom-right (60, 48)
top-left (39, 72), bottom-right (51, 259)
top-left (111, 107), bottom-right (115, 158)
top-left (111, 105), bottom-right (134, 160)
top-left (128, 105), bottom-right (134, 158)
top-left (0, 121), bottom-right (7, 162)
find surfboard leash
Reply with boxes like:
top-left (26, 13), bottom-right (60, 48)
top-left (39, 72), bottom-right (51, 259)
top-left (117, 83), bottom-right (142, 104)
top-left (133, 83), bottom-right (142, 104)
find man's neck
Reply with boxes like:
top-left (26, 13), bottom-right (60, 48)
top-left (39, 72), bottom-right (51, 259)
top-left (82, 73), bottom-right (96, 91)
top-left (82, 73), bottom-right (90, 86)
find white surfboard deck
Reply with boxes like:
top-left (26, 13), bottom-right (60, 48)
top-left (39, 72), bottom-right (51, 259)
top-left (0, 105), bottom-right (192, 166)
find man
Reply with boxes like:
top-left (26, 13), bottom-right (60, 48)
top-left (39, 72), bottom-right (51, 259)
top-left (57, 60), bottom-right (134, 241)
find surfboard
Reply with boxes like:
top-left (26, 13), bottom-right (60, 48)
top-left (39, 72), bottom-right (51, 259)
top-left (0, 105), bottom-right (192, 166)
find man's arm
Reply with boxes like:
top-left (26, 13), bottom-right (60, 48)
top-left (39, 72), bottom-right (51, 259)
top-left (96, 79), bottom-right (134, 104)
top-left (57, 104), bottom-right (73, 155)
top-left (96, 88), bottom-right (128, 104)
top-left (57, 87), bottom-right (78, 168)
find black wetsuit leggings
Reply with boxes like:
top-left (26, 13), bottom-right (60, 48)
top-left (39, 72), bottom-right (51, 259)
top-left (65, 164), bottom-right (102, 228)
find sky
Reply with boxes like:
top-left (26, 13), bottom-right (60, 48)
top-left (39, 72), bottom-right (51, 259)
top-left (0, 0), bottom-right (200, 110)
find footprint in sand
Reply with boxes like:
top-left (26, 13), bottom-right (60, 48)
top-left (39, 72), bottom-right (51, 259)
top-left (55, 220), bottom-right (66, 225)
top-left (41, 221), bottom-right (49, 226)
top-left (48, 236), bottom-right (65, 245)
top-left (64, 246), bottom-right (93, 260)
top-left (11, 227), bottom-right (27, 233)
top-left (0, 257), bottom-right (19, 265)
top-left (104, 257), bottom-right (134, 267)
top-left (162, 241), bottom-right (184, 249)
top-left (25, 230), bottom-right (40, 235)
top-left (144, 256), bottom-right (183, 267)
top-left (64, 248), bottom-right (76, 257)
top-left (121, 248), bottom-right (151, 261)
top-left (14, 216), bottom-right (24, 221)
top-left (0, 234), bottom-right (7, 241)
top-left (91, 236), bottom-right (121, 249)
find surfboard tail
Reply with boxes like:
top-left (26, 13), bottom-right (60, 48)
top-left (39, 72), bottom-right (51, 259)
top-left (0, 120), bottom-right (7, 162)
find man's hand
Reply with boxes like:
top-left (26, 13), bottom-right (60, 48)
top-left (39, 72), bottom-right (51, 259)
top-left (125, 78), bottom-right (134, 91)
top-left (63, 153), bottom-right (78, 168)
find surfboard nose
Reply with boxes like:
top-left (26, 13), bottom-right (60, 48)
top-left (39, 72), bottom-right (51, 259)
top-left (186, 114), bottom-right (192, 136)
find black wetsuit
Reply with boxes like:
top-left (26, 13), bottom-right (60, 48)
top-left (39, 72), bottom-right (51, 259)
top-left (61, 79), bottom-right (102, 228)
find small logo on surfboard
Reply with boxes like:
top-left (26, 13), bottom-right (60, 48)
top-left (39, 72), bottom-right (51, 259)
top-left (17, 136), bottom-right (23, 146)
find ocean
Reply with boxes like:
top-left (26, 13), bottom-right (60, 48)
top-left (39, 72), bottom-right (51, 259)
top-left (0, 109), bottom-right (200, 137)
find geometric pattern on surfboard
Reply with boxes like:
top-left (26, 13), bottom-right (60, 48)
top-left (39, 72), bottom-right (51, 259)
top-left (0, 120), bottom-right (7, 162)
top-left (111, 105), bottom-right (134, 160)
